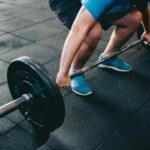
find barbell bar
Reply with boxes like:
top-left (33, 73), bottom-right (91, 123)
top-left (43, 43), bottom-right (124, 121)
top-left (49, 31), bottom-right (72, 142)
top-left (0, 94), bottom-right (32, 117)
top-left (0, 38), bottom-right (146, 133)
top-left (70, 39), bottom-right (143, 78)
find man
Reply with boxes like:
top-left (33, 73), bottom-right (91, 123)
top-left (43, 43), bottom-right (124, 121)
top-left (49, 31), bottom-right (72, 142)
top-left (49, 0), bottom-right (150, 96)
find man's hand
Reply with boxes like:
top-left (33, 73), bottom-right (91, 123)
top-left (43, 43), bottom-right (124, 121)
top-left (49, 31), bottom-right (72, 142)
top-left (141, 31), bottom-right (150, 45)
top-left (56, 72), bottom-right (71, 87)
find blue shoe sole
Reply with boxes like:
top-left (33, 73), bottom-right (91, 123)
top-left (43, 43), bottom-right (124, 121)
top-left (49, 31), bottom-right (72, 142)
top-left (71, 87), bottom-right (93, 96)
top-left (98, 64), bottom-right (132, 72)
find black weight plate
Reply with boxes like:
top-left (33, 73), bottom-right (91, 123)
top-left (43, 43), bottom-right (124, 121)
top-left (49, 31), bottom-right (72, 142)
top-left (137, 24), bottom-right (150, 50)
top-left (7, 56), bottom-right (65, 132)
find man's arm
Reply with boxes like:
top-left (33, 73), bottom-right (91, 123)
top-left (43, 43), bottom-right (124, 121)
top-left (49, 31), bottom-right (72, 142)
top-left (134, 0), bottom-right (150, 32)
top-left (56, 7), bottom-right (96, 87)
top-left (134, 0), bottom-right (150, 44)
top-left (59, 9), bottom-right (96, 74)
top-left (141, 5), bottom-right (150, 44)
top-left (141, 7), bottom-right (150, 33)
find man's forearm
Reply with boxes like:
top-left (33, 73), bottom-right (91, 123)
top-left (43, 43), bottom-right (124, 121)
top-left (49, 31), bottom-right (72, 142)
top-left (59, 7), bottom-right (97, 75)
top-left (59, 28), bottom-right (88, 74)
top-left (142, 7), bottom-right (150, 32)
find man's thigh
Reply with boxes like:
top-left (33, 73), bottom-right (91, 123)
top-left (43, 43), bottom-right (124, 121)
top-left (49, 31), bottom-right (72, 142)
top-left (111, 9), bottom-right (142, 27)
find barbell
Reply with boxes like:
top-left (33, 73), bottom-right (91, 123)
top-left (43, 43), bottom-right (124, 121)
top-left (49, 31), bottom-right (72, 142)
top-left (0, 38), bottom-right (149, 133)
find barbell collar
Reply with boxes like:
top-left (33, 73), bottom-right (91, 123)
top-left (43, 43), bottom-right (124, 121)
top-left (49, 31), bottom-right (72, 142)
top-left (0, 93), bottom-right (33, 118)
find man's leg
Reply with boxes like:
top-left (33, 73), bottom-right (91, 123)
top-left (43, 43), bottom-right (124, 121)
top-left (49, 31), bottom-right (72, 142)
top-left (70, 23), bottom-right (102, 71)
top-left (99, 10), bottom-right (142, 72)
top-left (70, 23), bottom-right (102, 96)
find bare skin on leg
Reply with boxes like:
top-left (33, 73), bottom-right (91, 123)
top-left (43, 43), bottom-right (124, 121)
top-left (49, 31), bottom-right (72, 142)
top-left (102, 10), bottom-right (142, 57)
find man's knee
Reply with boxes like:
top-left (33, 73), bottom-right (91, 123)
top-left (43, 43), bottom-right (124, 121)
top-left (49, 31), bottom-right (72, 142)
top-left (85, 23), bottom-right (102, 48)
top-left (128, 10), bottom-right (142, 29)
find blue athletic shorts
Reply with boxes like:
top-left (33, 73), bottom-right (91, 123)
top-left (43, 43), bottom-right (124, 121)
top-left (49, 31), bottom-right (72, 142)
top-left (81, 0), bottom-right (133, 21)
top-left (49, 0), bottom-right (134, 30)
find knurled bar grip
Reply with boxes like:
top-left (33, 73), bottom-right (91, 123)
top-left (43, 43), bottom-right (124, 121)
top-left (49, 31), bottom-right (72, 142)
top-left (0, 94), bottom-right (32, 118)
top-left (70, 39), bottom-right (143, 78)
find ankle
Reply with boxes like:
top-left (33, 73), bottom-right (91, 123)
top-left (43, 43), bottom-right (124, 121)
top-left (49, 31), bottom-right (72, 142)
top-left (70, 67), bottom-right (82, 74)
top-left (102, 52), bottom-right (113, 58)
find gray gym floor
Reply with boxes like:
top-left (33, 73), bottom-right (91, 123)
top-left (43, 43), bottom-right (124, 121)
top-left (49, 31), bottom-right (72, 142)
top-left (0, 0), bottom-right (149, 150)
